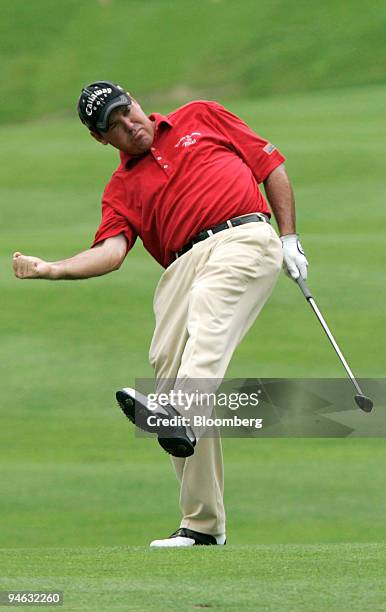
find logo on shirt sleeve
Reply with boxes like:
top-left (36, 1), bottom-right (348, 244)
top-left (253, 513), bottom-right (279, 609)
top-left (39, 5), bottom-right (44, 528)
top-left (263, 143), bottom-right (276, 155)
top-left (175, 132), bottom-right (202, 148)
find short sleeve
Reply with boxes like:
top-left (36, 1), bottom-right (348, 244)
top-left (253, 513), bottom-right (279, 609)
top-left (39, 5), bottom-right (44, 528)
top-left (207, 102), bottom-right (286, 183)
top-left (91, 174), bottom-right (137, 253)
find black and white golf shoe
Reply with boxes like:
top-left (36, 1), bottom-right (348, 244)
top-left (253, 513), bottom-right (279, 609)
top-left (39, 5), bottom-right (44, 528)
top-left (150, 528), bottom-right (226, 548)
top-left (116, 387), bottom-right (196, 458)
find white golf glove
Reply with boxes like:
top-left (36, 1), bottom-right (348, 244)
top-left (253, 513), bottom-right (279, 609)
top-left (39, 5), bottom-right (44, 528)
top-left (280, 234), bottom-right (308, 280)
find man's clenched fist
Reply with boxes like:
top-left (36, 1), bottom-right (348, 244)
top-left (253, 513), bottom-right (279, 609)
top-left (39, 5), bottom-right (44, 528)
top-left (13, 252), bottom-right (53, 279)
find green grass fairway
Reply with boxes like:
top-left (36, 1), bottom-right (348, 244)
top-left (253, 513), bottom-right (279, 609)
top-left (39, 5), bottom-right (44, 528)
top-left (2, 0), bottom-right (386, 123)
top-left (1, 544), bottom-right (385, 611)
top-left (1, 85), bottom-right (385, 609)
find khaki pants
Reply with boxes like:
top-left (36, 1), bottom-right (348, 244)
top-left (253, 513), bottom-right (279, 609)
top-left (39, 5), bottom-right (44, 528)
top-left (149, 221), bottom-right (283, 536)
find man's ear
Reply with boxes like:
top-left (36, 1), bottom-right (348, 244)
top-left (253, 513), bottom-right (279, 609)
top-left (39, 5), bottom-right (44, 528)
top-left (90, 130), bottom-right (108, 145)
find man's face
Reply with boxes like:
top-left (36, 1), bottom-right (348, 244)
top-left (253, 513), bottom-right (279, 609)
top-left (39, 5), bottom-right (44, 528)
top-left (92, 99), bottom-right (155, 155)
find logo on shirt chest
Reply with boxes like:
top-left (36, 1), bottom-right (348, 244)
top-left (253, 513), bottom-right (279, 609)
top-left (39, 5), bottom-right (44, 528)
top-left (174, 132), bottom-right (202, 148)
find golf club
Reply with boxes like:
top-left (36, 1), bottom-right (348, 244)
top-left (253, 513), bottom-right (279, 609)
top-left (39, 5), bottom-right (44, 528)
top-left (296, 276), bottom-right (373, 412)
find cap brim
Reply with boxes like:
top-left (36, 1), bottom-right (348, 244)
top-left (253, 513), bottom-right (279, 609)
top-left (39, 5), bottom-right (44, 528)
top-left (95, 94), bottom-right (132, 132)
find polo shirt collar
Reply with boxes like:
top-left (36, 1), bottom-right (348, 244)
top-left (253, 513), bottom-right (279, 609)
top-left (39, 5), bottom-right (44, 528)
top-left (119, 113), bottom-right (173, 166)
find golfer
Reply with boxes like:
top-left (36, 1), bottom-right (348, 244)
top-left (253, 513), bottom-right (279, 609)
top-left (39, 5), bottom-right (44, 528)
top-left (13, 81), bottom-right (308, 547)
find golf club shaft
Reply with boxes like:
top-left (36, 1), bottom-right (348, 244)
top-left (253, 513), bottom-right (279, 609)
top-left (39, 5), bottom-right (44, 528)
top-left (296, 276), bottom-right (364, 396)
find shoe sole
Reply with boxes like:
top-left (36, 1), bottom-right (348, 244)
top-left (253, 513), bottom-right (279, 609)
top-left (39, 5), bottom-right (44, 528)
top-left (157, 436), bottom-right (195, 457)
top-left (116, 389), bottom-right (196, 458)
top-left (116, 389), bottom-right (155, 433)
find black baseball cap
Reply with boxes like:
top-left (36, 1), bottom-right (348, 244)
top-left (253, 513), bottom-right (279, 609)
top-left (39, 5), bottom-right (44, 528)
top-left (77, 80), bottom-right (132, 132)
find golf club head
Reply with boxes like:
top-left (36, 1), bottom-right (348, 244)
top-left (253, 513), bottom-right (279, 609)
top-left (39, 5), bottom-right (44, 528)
top-left (354, 394), bottom-right (373, 413)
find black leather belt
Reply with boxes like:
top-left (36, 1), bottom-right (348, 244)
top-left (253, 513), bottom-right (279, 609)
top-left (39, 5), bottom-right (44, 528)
top-left (174, 213), bottom-right (270, 260)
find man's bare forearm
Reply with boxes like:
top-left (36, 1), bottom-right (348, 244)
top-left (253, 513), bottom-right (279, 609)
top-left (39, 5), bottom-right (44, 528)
top-left (13, 234), bottom-right (127, 280)
top-left (49, 246), bottom-right (121, 279)
top-left (263, 164), bottom-right (296, 236)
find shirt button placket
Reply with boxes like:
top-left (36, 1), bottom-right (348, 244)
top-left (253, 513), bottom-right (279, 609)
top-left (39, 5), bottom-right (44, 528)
top-left (152, 147), bottom-right (170, 174)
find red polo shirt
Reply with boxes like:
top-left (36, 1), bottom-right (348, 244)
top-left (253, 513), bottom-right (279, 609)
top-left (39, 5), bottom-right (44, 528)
top-left (92, 100), bottom-right (285, 267)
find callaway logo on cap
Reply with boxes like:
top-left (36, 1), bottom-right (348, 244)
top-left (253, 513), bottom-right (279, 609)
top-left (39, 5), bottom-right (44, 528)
top-left (77, 80), bottom-right (132, 132)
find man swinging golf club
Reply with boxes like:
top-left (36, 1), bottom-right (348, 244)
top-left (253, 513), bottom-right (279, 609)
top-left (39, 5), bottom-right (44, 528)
top-left (12, 81), bottom-right (308, 547)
